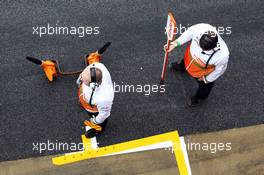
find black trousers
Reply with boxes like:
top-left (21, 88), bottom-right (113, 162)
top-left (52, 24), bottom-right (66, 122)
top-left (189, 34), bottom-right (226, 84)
top-left (194, 79), bottom-right (214, 100)
top-left (174, 60), bottom-right (215, 100)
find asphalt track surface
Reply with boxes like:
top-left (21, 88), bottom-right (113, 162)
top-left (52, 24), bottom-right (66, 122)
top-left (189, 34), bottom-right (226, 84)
top-left (0, 0), bottom-right (263, 161)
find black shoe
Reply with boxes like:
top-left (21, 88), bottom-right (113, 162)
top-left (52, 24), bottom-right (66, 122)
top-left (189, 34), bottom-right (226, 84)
top-left (170, 61), bottom-right (185, 72)
top-left (85, 128), bottom-right (98, 138)
top-left (83, 119), bottom-right (108, 138)
top-left (186, 96), bottom-right (201, 107)
top-left (83, 120), bottom-right (102, 138)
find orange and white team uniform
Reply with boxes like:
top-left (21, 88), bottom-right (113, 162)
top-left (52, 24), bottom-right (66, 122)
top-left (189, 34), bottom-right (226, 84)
top-left (177, 23), bottom-right (229, 82)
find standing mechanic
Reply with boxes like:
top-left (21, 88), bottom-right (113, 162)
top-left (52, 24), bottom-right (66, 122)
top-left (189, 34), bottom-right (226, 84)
top-left (77, 52), bottom-right (114, 138)
top-left (165, 23), bottom-right (229, 106)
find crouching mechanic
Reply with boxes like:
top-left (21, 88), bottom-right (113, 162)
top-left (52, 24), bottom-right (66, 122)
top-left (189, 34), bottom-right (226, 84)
top-left (165, 23), bottom-right (229, 106)
top-left (77, 53), bottom-right (114, 138)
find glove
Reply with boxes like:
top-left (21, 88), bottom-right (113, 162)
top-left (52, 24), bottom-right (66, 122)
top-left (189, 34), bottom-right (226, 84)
top-left (76, 76), bottom-right (82, 86)
top-left (90, 115), bottom-right (99, 124)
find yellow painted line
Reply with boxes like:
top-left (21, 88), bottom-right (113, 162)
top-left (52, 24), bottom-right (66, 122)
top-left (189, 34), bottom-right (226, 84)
top-left (174, 136), bottom-right (189, 175)
top-left (180, 137), bottom-right (192, 174)
top-left (52, 131), bottom-right (189, 175)
top-left (81, 135), bottom-right (91, 151)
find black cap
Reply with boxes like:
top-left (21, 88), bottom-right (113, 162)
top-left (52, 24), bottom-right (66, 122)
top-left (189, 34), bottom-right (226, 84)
top-left (199, 31), bottom-right (218, 50)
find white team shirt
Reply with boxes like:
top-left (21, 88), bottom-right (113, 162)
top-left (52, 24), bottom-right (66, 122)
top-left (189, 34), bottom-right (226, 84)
top-left (177, 23), bottom-right (230, 82)
top-left (82, 62), bottom-right (114, 124)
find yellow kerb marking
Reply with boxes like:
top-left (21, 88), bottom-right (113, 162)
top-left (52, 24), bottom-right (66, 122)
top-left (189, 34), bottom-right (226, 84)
top-left (52, 131), bottom-right (189, 175)
top-left (81, 135), bottom-right (92, 151)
